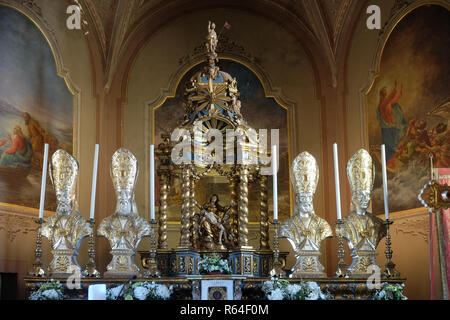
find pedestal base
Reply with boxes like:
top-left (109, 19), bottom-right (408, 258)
top-left (290, 251), bottom-right (326, 278)
top-left (48, 249), bottom-right (81, 277)
top-left (103, 249), bottom-right (140, 278)
top-left (348, 250), bottom-right (379, 277)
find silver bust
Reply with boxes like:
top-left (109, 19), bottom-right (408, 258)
top-left (98, 148), bottom-right (151, 278)
top-left (280, 151), bottom-right (332, 278)
top-left (40, 149), bottom-right (92, 277)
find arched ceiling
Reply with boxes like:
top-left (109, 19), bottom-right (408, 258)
top-left (77, 0), bottom-right (364, 88)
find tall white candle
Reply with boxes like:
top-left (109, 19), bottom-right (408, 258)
top-left (89, 144), bottom-right (99, 220)
top-left (272, 144), bottom-right (278, 221)
top-left (333, 143), bottom-right (342, 220)
top-left (381, 144), bottom-right (389, 220)
top-left (150, 145), bottom-right (155, 220)
top-left (39, 144), bottom-right (49, 219)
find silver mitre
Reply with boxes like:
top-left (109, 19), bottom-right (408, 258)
top-left (41, 149), bottom-right (92, 277)
top-left (280, 151), bottom-right (332, 278)
top-left (341, 148), bottom-right (386, 277)
top-left (98, 148), bottom-right (151, 278)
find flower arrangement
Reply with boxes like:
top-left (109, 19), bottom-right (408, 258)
top-left (372, 282), bottom-right (407, 300)
top-left (261, 278), bottom-right (327, 300)
top-left (29, 279), bottom-right (64, 300)
top-left (107, 281), bottom-right (172, 300)
top-left (199, 253), bottom-right (232, 275)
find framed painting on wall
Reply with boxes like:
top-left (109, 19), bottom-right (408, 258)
top-left (0, 5), bottom-right (75, 212)
top-left (367, 5), bottom-right (449, 215)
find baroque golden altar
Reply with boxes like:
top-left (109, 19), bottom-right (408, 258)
top-left (24, 21), bottom-right (406, 300)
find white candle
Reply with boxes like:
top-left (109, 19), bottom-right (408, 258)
top-left (272, 144), bottom-right (278, 221)
top-left (150, 145), bottom-right (155, 220)
top-left (333, 143), bottom-right (342, 220)
top-left (88, 284), bottom-right (106, 300)
top-left (39, 144), bottom-right (49, 219)
top-left (89, 144), bottom-right (99, 220)
top-left (381, 144), bottom-right (389, 220)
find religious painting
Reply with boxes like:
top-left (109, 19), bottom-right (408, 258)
top-left (367, 5), bottom-right (450, 214)
top-left (154, 59), bottom-right (290, 223)
top-left (0, 5), bottom-right (74, 211)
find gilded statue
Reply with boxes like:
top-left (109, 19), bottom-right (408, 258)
top-left (340, 148), bottom-right (387, 276)
top-left (40, 149), bottom-right (92, 277)
top-left (98, 148), bottom-right (151, 278)
top-left (280, 151), bottom-right (333, 278)
top-left (206, 21), bottom-right (218, 55)
top-left (194, 194), bottom-right (234, 250)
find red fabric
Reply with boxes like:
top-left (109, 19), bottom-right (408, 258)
top-left (5, 135), bottom-right (26, 154)
top-left (437, 168), bottom-right (450, 294)
top-left (430, 212), bottom-right (436, 300)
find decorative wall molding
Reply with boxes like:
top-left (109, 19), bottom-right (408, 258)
top-left (21, 0), bottom-right (40, 16)
top-left (0, 206), bottom-right (39, 243)
top-left (391, 209), bottom-right (430, 243)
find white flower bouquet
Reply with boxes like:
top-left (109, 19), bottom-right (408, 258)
top-left (372, 282), bottom-right (407, 300)
top-left (107, 281), bottom-right (172, 300)
top-left (198, 254), bottom-right (232, 275)
top-left (261, 278), bottom-right (327, 300)
top-left (29, 279), bottom-right (64, 300)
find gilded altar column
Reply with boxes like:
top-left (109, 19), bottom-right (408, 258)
top-left (190, 178), bottom-right (198, 249)
top-left (239, 165), bottom-right (250, 248)
top-left (229, 176), bottom-right (239, 247)
top-left (158, 172), bottom-right (169, 249)
top-left (179, 165), bottom-right (191, 248)
top-left (259, 174), bottom-right (270, 250)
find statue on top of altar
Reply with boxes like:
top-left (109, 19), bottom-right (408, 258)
top-left (194, 194), bottom-right (235, 250)
top-left (98, 148), bottom-right (151, 277)
top-left (280, 151), bottom-right (333, 278)
top-left (40, 149), bottom-right (92, 277)
top-left (339, 148), bottom-right (387, 277)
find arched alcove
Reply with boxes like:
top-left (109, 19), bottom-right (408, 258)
top-left (150, 58), bottom-right (293, 223)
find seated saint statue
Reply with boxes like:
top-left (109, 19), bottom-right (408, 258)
top-left (40, 149), bottom-right (92, 277)
top-left (195, 194), bottom-right (234, 250)
top-left (340, 149), bottom-right (387, 277)
top-left (280, 151), bottom-right (332, 278)
top-left (98, 148), bottom-right (151, 278)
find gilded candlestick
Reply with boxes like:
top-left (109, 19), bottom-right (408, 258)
top-left (383, 219), bottom-right (400, 278)
top-left (82, 219), bottom-right (100, 278)
top-left (270, 219), bottom-right (284, 278)
top-left (29, 218), bottom-right (46, 277)
top-left (335, 219), bottom-right (348, 278)
top-left (145, 219), bottom-right (161, 278)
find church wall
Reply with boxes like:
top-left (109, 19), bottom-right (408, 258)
top-left (0, 0), bottom-right (444, 301)
top-left (0, 0), bottom-right (96, 298)
top-left (346, 0), bottom-right (448, 299)
top-left (124, 8), bottom-right (321, 268)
